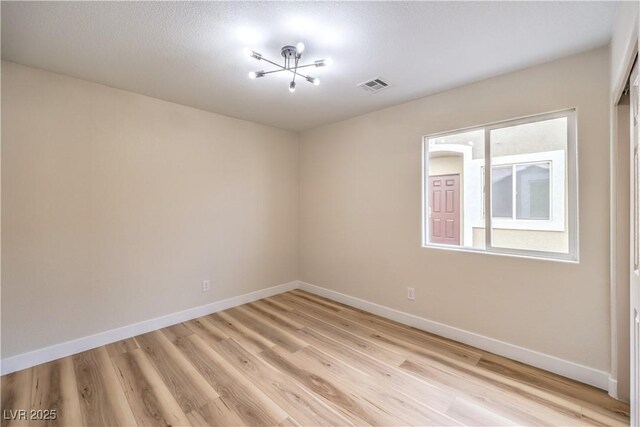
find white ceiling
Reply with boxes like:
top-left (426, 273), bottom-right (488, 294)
top-left (1, 1), bottom-right (616, 131)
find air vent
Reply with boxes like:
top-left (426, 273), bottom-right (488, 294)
top-left (357, 77), bottom-right (390, 93)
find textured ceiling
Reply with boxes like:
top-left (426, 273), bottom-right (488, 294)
top-left (1, 1), bottom-right (616, 131)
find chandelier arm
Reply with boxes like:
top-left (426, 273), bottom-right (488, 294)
top-left (261, 68), bottom-right (310, 80)
top-left (257, 55), bottom-right (317, 76)
top-left (289, 68), bottom-right (310, 81)
top-left (260, 57), bottom-right (287, 70)
top-left (291, 55), bottom-right (299, 85)
top-left (259, 59), bottom-right (317, 70)
top-left (262, 69), bottom-right (288, 75)
top-left (259, 67), bottom-right (311, 81)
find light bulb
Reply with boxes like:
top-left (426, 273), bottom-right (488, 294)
top-left (248, 71), bottom-right (257, 79)
top-left (289, 81), bottom-right (296, 92)
top-left (324, 57), bottom-right (334, 66)
top-left (313, 78), bottom-right (320, 86)
top-left (245, 49), bottom-right (261, 60)
top-left (296, 42), bottom-right (305, 53)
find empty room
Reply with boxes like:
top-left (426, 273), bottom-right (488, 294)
top-left (1, 1), bottom-right (639, 426)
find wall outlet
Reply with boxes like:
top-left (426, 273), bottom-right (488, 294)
top-left (202, 280), bottom-right (211, 292)
top-left (407, 287), bottom-right (415, 301)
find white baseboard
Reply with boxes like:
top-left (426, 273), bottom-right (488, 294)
top-left (298, 281), bottom-right (611, 391)
top-left (2, 279), bottom-right (614, 394)
top-left (608, 376), bottom-right (619, 399)
top-left (0, 281), bottom-right (298, 375)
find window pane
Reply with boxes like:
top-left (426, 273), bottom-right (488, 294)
top-left (426, 129), bottom-right (484, 249)
top-left (490, 117), bottom-right (568, 253)
top-left (516, 163), bottom-right (550, 220)
top-left (491, 166), bottom-right (512, 218)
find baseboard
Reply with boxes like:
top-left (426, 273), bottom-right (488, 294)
top-left (608, 376), bottom-right (619, 399)
top-left (298, 281), bottom-right (611, 391)
top-left (0, 281), bottom-right (298, 375)
top-left (2, 279), bottom-right (613, 393)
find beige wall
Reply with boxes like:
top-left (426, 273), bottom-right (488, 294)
top-left (300, 47), bottom-right (611, 371)
top-left (1, 62), bottom-right (299, 358)
top-left (428, 155), bottom-right (462, 177)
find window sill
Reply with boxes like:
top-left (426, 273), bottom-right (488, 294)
top-left (422, 243), bottom-right (579, 264)
top-left (471, 220), bottom-right (565, 232)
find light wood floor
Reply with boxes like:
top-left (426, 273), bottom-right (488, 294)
top-left (1, 290), bottom-right (630, 426)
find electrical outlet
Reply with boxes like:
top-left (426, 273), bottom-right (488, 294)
top-left (202, 280), bottom-right (211, 292)
top-left (407, 287), bottom-right (415, 301)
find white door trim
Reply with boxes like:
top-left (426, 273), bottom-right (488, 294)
top-left (629, 59), bottom-right (639, 425)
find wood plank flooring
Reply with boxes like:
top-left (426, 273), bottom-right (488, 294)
top-left (1, 290), bottom-right (630, 426)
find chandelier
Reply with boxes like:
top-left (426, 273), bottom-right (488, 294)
top-left (244, 42), bottom-right (333, 93)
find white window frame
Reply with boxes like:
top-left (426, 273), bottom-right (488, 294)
top-left (422, 109), bottom-right (578, 262)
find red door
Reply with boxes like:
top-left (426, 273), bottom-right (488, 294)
top-left (429, 174), bottom-right (460, 245)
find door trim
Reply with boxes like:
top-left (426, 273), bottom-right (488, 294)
top-left (630, 58), bottom-right (639, 422)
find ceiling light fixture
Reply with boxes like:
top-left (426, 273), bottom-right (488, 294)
top-left (248, 70), bottom-right (265, 79)
top-left (245, 42), bottom-right (332, 92)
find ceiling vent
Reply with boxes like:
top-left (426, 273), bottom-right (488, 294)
top-left (357, 77), bottom-right (390, 93)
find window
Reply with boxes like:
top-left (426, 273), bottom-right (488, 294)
top-left (483, 161), bottom-right (552, 220)
top-left (422, 110), bottom-right (577, 261)
top-left (492, 165), bottom-right (513, 218)
top-left (516, 162), bottom-right (551, 220)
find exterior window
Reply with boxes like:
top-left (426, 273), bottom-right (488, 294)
top-left (516, 162), bottom-right (550, 220)
top-left (423, 110), bottom-right (577, 262)
top-left (484, 162), bottom-right (552, 220)
top-left (491, 166), bottom-right (513, 218)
